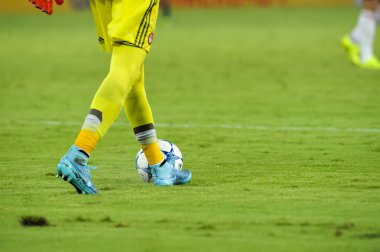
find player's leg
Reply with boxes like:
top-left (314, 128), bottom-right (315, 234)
top-left (124, 66), bottom-right (192, 186)
top-left (352, 0), bottom-right (379, 64)
top-left (57, 0), bottom-right (153, 194)
top-left (107, 0), bottom-right (191, 186)
top-left (58, 0), bottom-right (191, 192)
top-left (342, 0), bottom-right (380, 69)
top-left (123, 66), bottom-right (162, 165)
top-left (57, 45), bottom-right (146, 194)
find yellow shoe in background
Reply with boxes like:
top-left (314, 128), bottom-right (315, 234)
top-left (341, 35), bottom-right (360, 66)
top-left (359, 56), bottom-right (380, 70)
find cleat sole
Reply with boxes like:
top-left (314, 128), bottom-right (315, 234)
top-left (69, 180), bottom-right (83, 194)
top-left (154, 180), bottom-right (174, 186)
top-left (174, 173), bottom-right (192, 185)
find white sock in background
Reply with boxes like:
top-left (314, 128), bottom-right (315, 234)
top-left (350, 9), bottom-right (376, 62)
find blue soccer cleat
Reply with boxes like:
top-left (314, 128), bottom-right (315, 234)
top-left (56, 145), bottom-right (98, 194)
top-left (150, 156), bottom-right (192, 186)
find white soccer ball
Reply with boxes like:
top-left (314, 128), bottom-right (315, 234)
top-left (135, 139), bottom-right (183, 183)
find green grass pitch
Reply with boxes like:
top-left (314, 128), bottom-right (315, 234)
top-left (1, 6), bottom-right (380, 252)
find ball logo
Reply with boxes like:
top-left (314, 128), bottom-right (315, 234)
top-left (148, 33), bottom-right (154, 45)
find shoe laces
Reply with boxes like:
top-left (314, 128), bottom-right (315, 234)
top-left (71, 155), bottom-right (97, 181)
top-left (165, 154), bottom-right (177, 165)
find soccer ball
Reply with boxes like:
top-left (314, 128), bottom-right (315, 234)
top-left (135, 139), bottom-right (184, 183)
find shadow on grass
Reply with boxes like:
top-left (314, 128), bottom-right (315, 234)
top-left (20, 216), bottom-right (50, 227)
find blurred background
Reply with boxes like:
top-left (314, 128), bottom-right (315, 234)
top-left (0, 0), bottom-right (351, 14)
top-left (1, 1), bottom-right (380, 252)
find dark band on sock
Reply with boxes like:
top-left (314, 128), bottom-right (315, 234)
top-left (79, 149), bottom-right (90, 158)
top-left (89, 109), bottom-right (103, 122)
top-left (133, 123), bottom-right (155, 134)
top-left (159, 159), bottom-right (167, 167)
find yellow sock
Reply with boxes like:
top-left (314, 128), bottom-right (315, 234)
top-left (74, 129), bottom-right (100, 155)
top-left (141, 142), bottom-right (164, 165)
top-left (133, 123), bottom-right (163, 165)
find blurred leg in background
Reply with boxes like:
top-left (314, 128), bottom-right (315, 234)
top-left (342, 0), bottom-right (380, 69)
top-left (70, 0), bottom-right (90, 10)
top-left (161, 0), bottom-right (171, 17)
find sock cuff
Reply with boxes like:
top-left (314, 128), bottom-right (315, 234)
top-left (82, 114), bottom-right (101, 132)
top-left (136, 129), bottom-right (157, 145)
top-left (134, 123), bottom-right (157, 145)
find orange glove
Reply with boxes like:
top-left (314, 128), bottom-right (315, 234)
top-left (29, 0), bottom-right (64, 15)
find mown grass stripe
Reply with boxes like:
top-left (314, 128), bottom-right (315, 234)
top-left (1, 119), bottom-right (379, 133)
